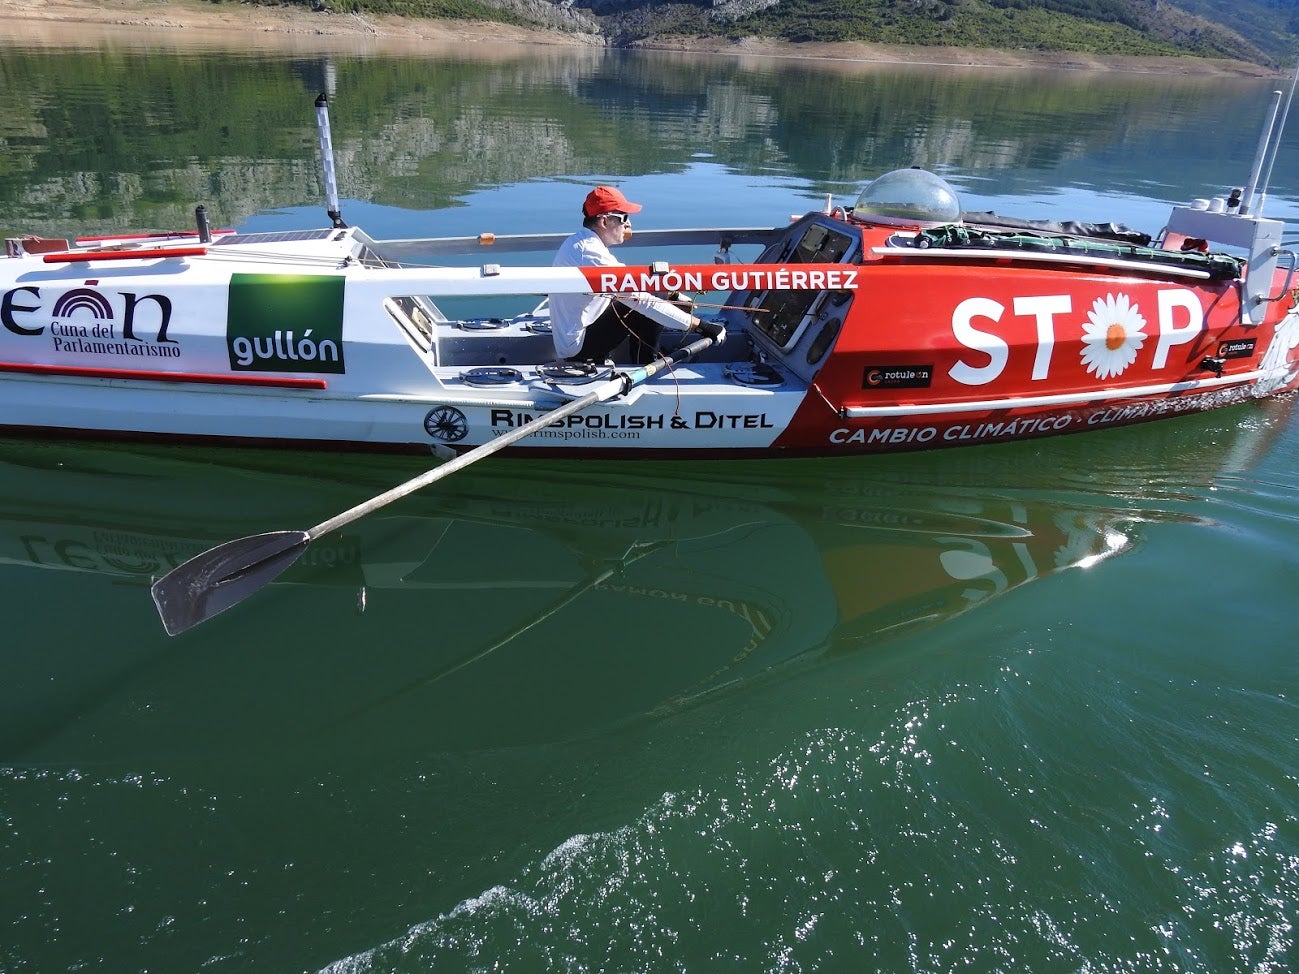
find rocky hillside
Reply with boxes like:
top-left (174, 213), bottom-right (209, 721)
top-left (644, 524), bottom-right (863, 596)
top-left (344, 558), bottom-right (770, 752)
top-left (1161, 0), bottom-right (1298, 63)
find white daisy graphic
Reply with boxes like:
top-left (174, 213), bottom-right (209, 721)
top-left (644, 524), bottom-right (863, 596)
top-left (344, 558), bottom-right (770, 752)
top-left (1079, 293), bottom-right (1147, 380)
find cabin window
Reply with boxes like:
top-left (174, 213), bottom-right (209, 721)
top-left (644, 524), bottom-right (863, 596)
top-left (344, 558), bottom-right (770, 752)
top-left (751, 223), bottom-right (854, 349)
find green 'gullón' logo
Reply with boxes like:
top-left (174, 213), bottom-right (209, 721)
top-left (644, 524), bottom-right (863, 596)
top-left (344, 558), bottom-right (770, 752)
top-left (227, 273), bottom-right (346, 374)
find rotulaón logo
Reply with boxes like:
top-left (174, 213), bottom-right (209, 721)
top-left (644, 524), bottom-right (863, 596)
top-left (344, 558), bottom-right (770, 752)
top-left (226, 273), bottom-right (345, 374)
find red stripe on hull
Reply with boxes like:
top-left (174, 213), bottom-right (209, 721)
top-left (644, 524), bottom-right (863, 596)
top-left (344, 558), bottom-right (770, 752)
top-left (0, 361), bottom-right (327, 389)
top-left (776, 380), bottom-right (1287, 454)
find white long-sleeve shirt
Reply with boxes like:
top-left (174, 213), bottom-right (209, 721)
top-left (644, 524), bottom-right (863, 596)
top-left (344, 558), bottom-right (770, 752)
top-left (549, 228), bottom-right (694, 359)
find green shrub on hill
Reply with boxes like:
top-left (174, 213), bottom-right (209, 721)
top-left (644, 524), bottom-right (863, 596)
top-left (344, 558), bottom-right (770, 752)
top-left (705, 0), bottom-right (1258, 58)
top-left (213, 0), bottom-right (534, 26)
top-left (213, 0), bottom-right (1277, 62)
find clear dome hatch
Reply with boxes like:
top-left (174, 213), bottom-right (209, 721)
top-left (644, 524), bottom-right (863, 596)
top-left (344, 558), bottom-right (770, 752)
top-left (853, 168), bottom-right (961, 228)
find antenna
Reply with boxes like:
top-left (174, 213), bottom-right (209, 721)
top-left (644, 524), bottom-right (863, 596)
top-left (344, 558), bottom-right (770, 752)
top-left (1254, 54), bottom-right (1299, 219)
top-left (314, 93), bottom-right (346, 229)
top-left (1239, 88), bottom-right (1282, 216)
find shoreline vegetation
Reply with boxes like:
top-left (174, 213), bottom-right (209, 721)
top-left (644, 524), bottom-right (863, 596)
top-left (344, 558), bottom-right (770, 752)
top-left (1, 0), bottom-right (1282, 75)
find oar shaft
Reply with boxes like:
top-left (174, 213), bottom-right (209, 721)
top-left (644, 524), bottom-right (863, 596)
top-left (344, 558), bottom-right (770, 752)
top-left (310, 387), bottom-right (608, 539)
top-left (627, 334), bottom-right (713, 384)
top-left (310, 336), bottom-right (713, 539)
top-left (669, 299), bottom-right (770, 313)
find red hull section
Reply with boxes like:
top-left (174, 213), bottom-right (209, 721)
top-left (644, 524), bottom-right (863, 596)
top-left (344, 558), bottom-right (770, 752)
top-left (736, 216), bottom-right (1299, 455)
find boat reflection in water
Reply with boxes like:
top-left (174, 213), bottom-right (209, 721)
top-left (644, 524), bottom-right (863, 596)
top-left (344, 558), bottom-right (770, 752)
top-left (0, 397), bottom-right (1290, 761)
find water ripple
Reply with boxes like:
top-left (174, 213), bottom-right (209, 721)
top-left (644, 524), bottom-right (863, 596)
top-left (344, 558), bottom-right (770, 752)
top-left (319, 683), bottom-right (1298, 973)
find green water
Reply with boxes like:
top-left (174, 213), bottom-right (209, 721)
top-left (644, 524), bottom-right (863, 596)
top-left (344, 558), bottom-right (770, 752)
top-left (1, 35), bottom-right (1297, 974)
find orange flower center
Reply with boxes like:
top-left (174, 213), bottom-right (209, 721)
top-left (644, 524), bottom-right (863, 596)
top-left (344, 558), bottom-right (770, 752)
top-left (1105, 324), bottom-right (1127, 350)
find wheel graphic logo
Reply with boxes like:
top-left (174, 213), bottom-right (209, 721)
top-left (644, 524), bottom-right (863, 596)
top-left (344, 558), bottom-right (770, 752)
top-left (424, 405), bottom-right (468, 442)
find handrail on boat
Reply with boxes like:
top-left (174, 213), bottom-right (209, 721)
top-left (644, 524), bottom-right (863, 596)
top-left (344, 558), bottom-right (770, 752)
top-left (41, 246), bottom-right (209, 264)
top-left (868, 245), bottom-right (1214, 280)
top-left (368, 227), bottom-right (783, 261)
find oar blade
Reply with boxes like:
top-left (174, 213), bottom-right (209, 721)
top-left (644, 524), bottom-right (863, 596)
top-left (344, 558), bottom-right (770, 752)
top-left (151, 530), bottom-right (311, 636)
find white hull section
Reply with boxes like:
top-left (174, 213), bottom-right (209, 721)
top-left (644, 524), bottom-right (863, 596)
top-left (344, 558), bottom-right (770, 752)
top-left (0, 367), bottom-right (805, 453)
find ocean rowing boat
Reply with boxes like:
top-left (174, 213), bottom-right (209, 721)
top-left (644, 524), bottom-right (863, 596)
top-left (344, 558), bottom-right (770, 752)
top-left (4, 88), bottom-right (1298, 461)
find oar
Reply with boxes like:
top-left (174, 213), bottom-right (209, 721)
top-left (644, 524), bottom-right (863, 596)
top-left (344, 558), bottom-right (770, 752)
top-left (149, 335), bottom-right (716, 636)
top-left (666, 298), bottom-right (770, 313)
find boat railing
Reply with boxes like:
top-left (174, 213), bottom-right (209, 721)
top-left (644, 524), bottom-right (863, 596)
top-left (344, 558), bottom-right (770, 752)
top-left (367, 227), bottom-right (782, 264)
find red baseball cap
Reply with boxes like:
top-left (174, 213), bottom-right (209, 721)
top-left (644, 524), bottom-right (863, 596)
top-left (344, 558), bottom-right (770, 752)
top-left (582, 185), bottom-right (643, 218)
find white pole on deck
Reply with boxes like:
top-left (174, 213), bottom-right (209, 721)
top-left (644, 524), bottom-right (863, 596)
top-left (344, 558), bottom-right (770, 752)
top-left (315, 92), bottom-right (346, 229)
top-left (1254, 55), bottom-right (1299, 219)
top-left (1240, 88), bottom-right (1283, 216)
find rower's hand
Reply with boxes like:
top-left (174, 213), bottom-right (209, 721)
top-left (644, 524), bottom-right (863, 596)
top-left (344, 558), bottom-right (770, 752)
top-left (695, 318), bottom-right (726, 344)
